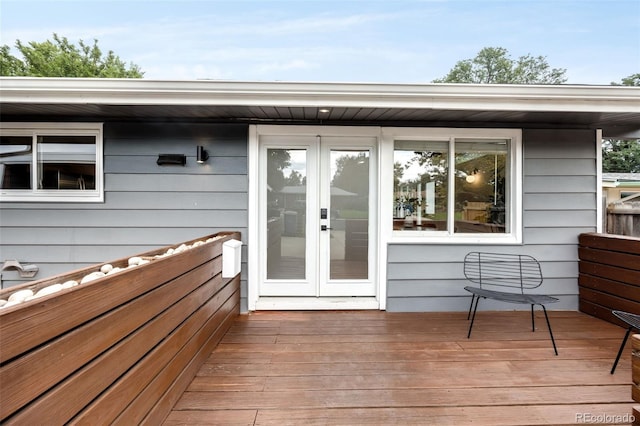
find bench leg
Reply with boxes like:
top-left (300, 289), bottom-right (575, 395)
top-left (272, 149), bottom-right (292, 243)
top-left (530, 304), bottom-right (535, 332)
top-left (467, 296), bottom-right (481, 338)
top-left (467, 295), bottom-right (476, 320)
top-left (540, 305), bottom-right (558, 356)
top-left (611, 327), bottom-right (633, 374)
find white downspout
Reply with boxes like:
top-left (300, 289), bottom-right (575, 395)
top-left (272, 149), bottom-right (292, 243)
top-left (596, 129), bottom-right (604, 234)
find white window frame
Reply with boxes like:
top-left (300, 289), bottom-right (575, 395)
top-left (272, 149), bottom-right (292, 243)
top-left (381, 127), bottom-right (522, 245)
top-left (0, 122), bottom-right (104, 202)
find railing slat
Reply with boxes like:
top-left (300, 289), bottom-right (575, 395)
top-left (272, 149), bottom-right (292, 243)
top-left (579, 233), bottom-right (640, 324)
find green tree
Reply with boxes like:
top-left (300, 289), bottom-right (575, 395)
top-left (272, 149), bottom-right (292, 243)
top-left (602, 140), bottom-right (640, 173)
top-left (612, 73), bottom-right (640, 86)
top-left (433, 47), bottom-right (567, 84)
top-left (602, 73), bottom-right (640, 173)
top-left (0, 33), bottom-right (143, 78)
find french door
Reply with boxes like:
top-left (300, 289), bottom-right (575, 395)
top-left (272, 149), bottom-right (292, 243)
top-left (259, 134), bottom-right (377, 298)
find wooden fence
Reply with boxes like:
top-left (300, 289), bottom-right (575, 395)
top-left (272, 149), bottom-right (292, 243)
top-left (607, 202), bottom-right (640, 237)
top-left (578, 232), bottom-right (640, 326)
top-left (0, 232), bottom-right (241, 425)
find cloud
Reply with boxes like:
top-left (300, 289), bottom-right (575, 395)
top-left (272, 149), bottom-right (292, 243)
top-left (145, 64), bottom-right (233, 81)
top-left (138, 44), bottom-right (430, 81)
top-left (100, 8), bottom-right (407, 50)
top-left (255, 59), bottom-right (315, 74)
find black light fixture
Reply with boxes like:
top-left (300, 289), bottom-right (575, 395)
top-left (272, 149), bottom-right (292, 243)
top-left (157, 153), bottom-right (186, 166)
top-left (196, 145), bottom-right (209, 164)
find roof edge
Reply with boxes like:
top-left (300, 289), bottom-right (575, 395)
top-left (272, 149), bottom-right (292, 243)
top-left (1, 77), bottom-right (639, 113)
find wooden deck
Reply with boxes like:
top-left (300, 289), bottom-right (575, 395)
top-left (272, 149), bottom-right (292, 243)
top-left (163, 310), bottom-right (636, 425)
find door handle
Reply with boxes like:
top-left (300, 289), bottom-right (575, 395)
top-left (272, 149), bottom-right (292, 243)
top-left (321, 225), bottom-right (333, 231)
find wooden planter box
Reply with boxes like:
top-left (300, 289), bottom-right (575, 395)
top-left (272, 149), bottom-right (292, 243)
top-left (578, 232), bottom-right (640, 325)
top-left (0, 231), bottom-right (241, 425)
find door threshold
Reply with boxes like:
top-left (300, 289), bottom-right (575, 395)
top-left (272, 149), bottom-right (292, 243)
top-left (254, 297), bottom-right (380, 311)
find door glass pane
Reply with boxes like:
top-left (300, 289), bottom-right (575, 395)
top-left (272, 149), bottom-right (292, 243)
top-left (393, 140), bottom-right (449, 231)
top-left (330, 150), bottom-right (369, 280)
top-left (454, 140), bottom-right (509, 233)
top-left (266, 148), bottom-right (307, 279)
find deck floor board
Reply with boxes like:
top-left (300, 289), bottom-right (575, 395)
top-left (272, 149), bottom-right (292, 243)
top-left (163, 311), bottom-right (636, 425)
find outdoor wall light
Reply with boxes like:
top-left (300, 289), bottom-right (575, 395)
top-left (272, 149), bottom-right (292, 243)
top-left (157, 154), bottom-right (186, 166)
top-left (196, 145), bottom-right (209, 164)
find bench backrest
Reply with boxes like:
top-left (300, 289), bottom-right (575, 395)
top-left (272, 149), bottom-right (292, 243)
top-left (464, 252), bottom-right (543, 293)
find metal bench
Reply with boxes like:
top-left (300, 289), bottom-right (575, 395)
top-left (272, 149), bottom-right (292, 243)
top-left (610, 310), bottom-right (640, 374)
top-left (463, 252), bottom-right (559, 355)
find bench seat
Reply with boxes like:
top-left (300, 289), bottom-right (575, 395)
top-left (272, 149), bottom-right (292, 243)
top-left (464, 286), bottom-right (559, 305)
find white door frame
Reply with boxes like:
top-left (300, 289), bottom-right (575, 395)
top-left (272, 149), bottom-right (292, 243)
top-left (248, 125), bottom-right (386, 311)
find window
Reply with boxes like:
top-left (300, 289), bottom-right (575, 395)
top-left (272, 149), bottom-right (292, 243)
top-left (385, 128), bottom-right (521, 243)
top-left (454, 139), bottom-right (509, 234)
top-left (0, 123), bottom-right (103, 202)
top-left (394, 140), bottom-right (449, 231)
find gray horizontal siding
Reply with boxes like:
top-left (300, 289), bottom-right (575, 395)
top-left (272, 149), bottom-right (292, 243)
top-left (107, 174), bottom-right (247, 192)
top-left (524, 193), bottom-right (594, 211)
top-left (0, 227), bottom-right (246, 246)
top-left (524, 210), bottom-right (595, 227)
top-left (524, 130), bottom-right (596, 158)
top-left (387, 128), bottom-right (596, 312)
top-left (524, 158), bottom-right (594, 175)
top-left (387, 278), bottom-right (577, 297)
top-left (524, 176), bottom-right (596, 193)
top-left (522, 227), bottom-right (591, 245)
top-left (0, 192), bottom-right (248, 210)
top-left (0, 123), bottom-right (249, 312)
top-left (387, 244), bottom-right (579, 263)
top-left (387, 295), bottom-right (578, 312)
top-left (387, 251), bottom-right (577, 280)
top-left (0, 209), bottom-right (247, 227)
top-left (105, 156), bottom-right (247, 174)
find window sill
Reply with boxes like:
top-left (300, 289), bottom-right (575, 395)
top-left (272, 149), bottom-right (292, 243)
top-left (0, 191), bottom-right (104, 203)
top-left (389, 232), bottom-right (522, 245)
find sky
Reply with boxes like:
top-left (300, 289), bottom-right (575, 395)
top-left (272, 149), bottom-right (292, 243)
top-left (1, 0), bottom-right (639, 85)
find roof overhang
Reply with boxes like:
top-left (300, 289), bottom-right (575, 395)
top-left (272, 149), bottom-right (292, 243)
top-left (1, 78), bottom-right (639, 137)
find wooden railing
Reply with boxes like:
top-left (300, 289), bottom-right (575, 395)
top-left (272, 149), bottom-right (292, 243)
top-left (578, 233), bottom-right (640, 325)
top-left (0, 232), bottom-right (241, 424)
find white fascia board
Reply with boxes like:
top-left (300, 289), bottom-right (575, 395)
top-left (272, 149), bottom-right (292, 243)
top-left (1, 77), bottom-right (640, 113)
